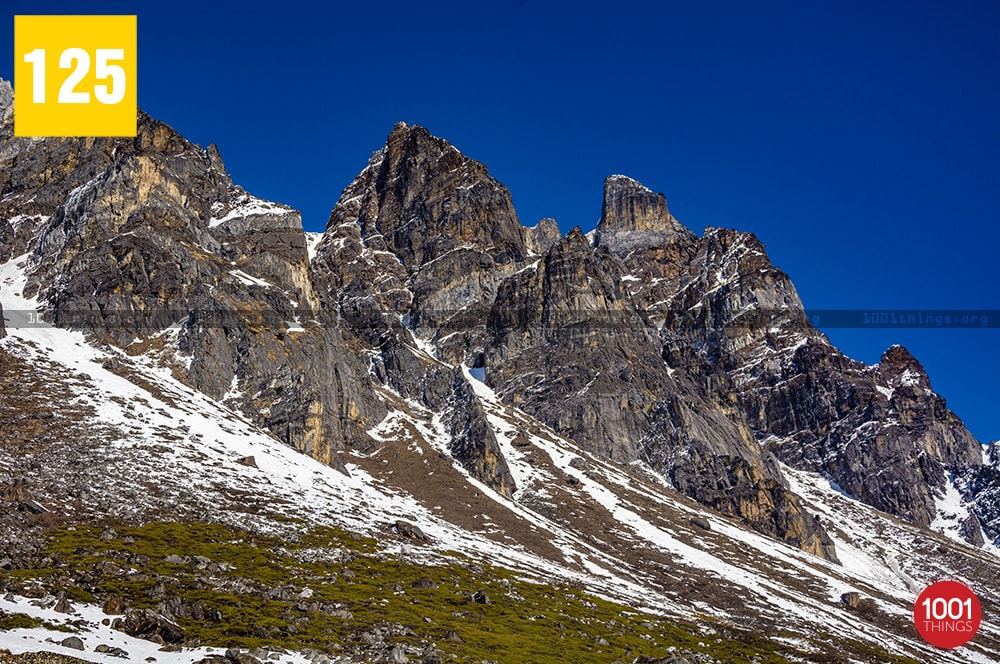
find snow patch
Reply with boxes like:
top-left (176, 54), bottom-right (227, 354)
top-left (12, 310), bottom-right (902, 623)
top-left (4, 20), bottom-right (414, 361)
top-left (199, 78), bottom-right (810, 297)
top-left (209, 193), bottom-right (288, 228)
top-left (229, 269), bottom-right (273, 289)
top-left (931, 476), bottom-right (977, 544)
top-left (305, 231), bottom-right (323, 260)
top-left (0, 594), bottom-right (313, 664)
top-left (899, 368), bottom-right (923, 387)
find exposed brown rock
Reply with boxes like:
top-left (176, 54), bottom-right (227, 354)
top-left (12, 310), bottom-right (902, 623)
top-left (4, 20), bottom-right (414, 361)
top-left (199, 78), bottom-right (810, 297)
top-left (394, 520), bottom-right (427, 541)
top-left (525, 217), bottom-right (561, 256)
top-left (1, 95), bottom-right (992, 569)
top-left (446, 373), bottom-right (516, 497)
top-left (594, 174), bottom-right (694, 253)
top-left (111, 608), bottom-right (185, 645)
top-left (3, 105), bottom-right (384, 472)
top-left (102, 595), bottom-right (126, 615)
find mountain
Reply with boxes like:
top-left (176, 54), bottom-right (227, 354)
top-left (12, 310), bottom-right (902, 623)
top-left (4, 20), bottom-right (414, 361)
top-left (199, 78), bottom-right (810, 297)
top-left (1, 81), bottom-right (999, 663)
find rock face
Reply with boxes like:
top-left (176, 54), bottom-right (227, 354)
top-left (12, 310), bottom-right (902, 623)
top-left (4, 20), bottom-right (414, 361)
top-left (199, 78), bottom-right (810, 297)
top-left (309, 124), bottom-right (835, 556)
top-left (485, 222), bottom-right (834, 558)
top-left (353, 121), bottom-right (525, 269)
top-left (312, 122), bottom-right (527, 368)
top-left (594, 176), bottom-right (700, 315)
top-left (648, 220), bottom-right (986, 542)
top-left (1, 87), bottom-right (992, 558)
top-left (594, 175), bottom-right (694, 253)
top-left (446, 374), bottom-right (516, 498)
top-left (310, 123), bottom-right (522, 492)
top-left (525, 217), bottom-right (561, 255)
top-left (1, 91), bottom-right (383, 468)
top-left (962, 443), bottom-right (1000, 545)
top-left (487, 226), bottom-right (661, 462)
top-left (0, 79), bottom-right (11, 125)
top-left (1, 78), bottom-right (122, 263)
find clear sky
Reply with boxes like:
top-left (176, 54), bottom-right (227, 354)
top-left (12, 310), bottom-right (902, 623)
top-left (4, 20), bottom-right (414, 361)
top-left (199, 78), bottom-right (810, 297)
top-left (3, 1), bottom-right (998, 443)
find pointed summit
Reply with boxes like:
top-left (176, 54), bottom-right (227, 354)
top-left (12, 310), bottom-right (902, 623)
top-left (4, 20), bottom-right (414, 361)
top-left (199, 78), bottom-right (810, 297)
top-left (525, 218), bottom-right (561, 256)
top-left (326, 122), bottom-right (526, 268)
top-left (594, 175), bottom-right (694, 253)
top-left (601, 174), bottom-right (671, 224)
top-left (878, 344), bottom-right (932, 391)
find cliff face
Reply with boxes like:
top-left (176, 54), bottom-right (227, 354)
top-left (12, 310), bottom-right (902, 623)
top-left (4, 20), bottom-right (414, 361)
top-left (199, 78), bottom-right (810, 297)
top-left (0, 89), bottom-right (383, 469)
top-left (1, 97), bottom-right (993, 559)
top-left (648, 219), bottom-right (985, 536)
top-left (965, 443), bottom-right (1000, 544)
top-left (310, 122), bottom-right (524, 494)
top-left (595, 174), bottom-right (695, 251)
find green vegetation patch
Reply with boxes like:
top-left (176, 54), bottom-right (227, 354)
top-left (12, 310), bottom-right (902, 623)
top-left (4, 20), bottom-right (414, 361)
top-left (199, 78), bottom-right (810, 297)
top-left (0, 611), bottom-right (74, 632)
top-left (0, 521), bottom-right (918, 663)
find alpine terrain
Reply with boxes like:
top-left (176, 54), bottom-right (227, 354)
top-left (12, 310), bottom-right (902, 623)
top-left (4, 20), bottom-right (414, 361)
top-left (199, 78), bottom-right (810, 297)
top-left (1, 78), bottom-right (998, 663)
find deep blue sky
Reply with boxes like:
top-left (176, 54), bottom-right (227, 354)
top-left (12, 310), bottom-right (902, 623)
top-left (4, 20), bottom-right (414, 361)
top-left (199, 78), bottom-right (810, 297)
top-left (3, 1), bottom-right (998, 443)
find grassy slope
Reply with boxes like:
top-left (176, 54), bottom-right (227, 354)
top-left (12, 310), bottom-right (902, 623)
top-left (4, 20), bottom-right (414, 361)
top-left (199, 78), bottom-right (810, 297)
top-left (0, 521), bottom-right (924, 664)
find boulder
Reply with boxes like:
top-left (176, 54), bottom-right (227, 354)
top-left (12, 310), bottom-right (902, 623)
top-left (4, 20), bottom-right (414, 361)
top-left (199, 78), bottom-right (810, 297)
top-left (112, 608), bottom-right (185, 644)
top-left (60, 636), bottom-right (84, 650)
top-left (393, 520), bottom-right (427, 541)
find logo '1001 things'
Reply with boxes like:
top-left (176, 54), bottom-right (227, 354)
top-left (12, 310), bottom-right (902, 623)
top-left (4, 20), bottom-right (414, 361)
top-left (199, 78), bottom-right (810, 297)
top-left (913, 580), bottom-right (981, 649)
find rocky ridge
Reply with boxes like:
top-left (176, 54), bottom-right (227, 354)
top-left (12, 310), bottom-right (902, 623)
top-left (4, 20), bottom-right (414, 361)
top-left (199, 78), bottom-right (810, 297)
top-left (1, 89), bottom-right (1000, 661)
top-left (1, 84), bottom-right (995, 553)
top-left (0, 81), bottom-right (383, 468)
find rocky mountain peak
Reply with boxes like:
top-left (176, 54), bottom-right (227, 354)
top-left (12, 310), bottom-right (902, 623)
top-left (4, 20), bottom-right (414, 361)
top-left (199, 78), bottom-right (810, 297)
top-left (603, 173), bottom-right (669, 217)
top-left (327, 122), bottom-right (526, 269)
top-left (595, 174), bottom-right (695, 253)
top-left (561, 225), bottom-right (589, 247)
top-left (525, 217), bottom-right (561, 255)
top-left (3, 109), bottom-right (998, 646)
top-left (880, 343), bottom-right (920, 367)
top-left (879, 344), bottom-right (932, 390)
top-left (384, 121), bottom-right (444, 161)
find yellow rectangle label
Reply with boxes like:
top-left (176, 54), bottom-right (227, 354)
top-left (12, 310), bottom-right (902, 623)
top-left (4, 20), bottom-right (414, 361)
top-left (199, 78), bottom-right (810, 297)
top-left (14, 15), bottom-right (137, 137)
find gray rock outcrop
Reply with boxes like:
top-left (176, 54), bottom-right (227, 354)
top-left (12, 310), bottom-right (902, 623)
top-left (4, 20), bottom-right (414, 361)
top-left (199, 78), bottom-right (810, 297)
top-left (525, 217), bottom-right (561, 256)
top-left (651, 221), bottom-right (986, 543)
top-left (485, 221), bottom-right (835, 559)
top-left (2, 92), bottom-right (991, 558)
top-left (594, 174), bottom-right (695, 253)
top-left (2, 96), bottom-right (383, 469)
top-left (962, 442), bottom-right (1000, 545)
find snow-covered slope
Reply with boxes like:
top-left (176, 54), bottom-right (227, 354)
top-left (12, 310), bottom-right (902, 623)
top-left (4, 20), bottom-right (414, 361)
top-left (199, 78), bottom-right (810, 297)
top-left (2, 252), bottom-right (998, 663)
top-left (0, 594), bottom-right (314, 664)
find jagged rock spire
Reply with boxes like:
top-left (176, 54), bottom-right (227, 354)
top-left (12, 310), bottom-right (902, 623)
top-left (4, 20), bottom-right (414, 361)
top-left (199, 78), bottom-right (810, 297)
top-left (879, 344), bottom-right (932, 390)
top-left (594, 175), bottom-right (694, 253)
top-left (525, 217), bottom-right (561, 256)
top-left (327, 122), bottom-right (526, 269)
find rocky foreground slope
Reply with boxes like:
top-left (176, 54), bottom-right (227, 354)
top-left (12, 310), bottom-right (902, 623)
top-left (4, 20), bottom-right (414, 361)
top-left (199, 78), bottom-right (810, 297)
top-left (1, 79), bottom-right (999, 662)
